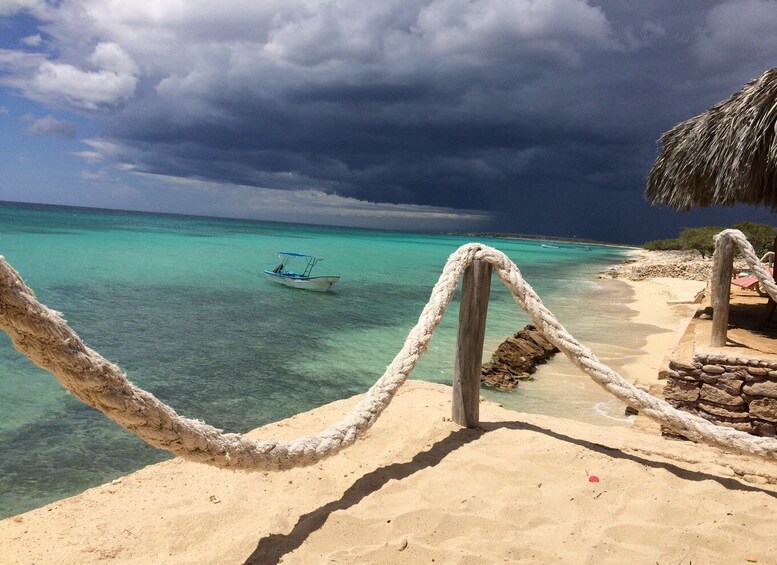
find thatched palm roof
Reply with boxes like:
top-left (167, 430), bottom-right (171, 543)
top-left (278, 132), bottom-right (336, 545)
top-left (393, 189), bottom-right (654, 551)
top-left (645, 67), bottom-right (777, 210)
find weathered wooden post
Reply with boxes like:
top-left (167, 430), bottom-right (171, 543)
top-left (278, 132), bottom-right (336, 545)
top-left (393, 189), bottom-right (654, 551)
top-left (453, 259), bottom-right (492, 427)
top-left (711, 234), bottom-right (734, 347)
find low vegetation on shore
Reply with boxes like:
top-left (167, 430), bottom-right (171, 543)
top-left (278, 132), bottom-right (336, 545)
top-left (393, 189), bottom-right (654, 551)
top-left (608, 223), bottom-right (777, 282)
top-left (642, 222), bottom-right (776, 258)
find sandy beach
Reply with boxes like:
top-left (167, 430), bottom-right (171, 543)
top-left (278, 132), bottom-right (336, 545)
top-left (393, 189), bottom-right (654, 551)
top-left (2, 253), bottom-right (777, 564)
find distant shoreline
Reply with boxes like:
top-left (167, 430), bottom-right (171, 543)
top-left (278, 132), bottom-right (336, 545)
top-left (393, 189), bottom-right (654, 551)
top-left (447, 231), bottom-right (639, 249)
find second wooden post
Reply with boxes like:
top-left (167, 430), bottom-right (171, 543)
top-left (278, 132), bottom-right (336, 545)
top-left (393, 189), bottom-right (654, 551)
top-left (710, 234), bottom-right (734, 347)
top-left (453, 259), bottom-right (492, 427)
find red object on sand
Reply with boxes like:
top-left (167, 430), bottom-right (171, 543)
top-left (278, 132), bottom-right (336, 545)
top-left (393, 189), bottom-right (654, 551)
top-left (588, 475), bottom-right (600, 483)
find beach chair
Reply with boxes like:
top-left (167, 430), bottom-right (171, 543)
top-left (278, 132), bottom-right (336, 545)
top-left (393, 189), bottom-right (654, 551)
top-left (731, 271), bottom-right (770, 295)
top-left (731, 236), bottom-right (777, 324)
top-left (731, 236), bottom-right (777, 298)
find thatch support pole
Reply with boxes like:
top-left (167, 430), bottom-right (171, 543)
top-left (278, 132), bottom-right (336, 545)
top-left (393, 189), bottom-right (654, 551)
top-left (453, 259), bottom-right (491, 427)
top-left (760, 236), bottom-right (777, 325)
top-left (711, 235), bottom-right (734, 347)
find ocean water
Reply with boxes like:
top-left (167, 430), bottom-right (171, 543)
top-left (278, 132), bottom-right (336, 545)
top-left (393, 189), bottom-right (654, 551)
top-left (0, 202), bottom-right (633, 518)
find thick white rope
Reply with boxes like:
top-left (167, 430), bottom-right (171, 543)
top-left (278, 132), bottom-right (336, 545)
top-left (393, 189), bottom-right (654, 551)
top-left (1, 234), bottom-right (777, 471)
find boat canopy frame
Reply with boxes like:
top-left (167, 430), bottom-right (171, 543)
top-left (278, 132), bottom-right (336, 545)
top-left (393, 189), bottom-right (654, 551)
top-left (275, 252), bottom-right (324, 277)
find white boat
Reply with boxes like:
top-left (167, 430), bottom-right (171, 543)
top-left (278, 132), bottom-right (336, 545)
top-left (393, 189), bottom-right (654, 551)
top-left (263, 252), bottom-right (340, 292)
top-left (540, 243), bottom-right (560, 249)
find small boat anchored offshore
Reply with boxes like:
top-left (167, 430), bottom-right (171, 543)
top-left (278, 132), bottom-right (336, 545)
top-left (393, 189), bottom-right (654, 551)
top-left (263, 252), bottom-right (340, 292)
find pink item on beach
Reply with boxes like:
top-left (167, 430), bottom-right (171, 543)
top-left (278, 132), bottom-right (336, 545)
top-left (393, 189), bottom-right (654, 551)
top-left (731, 266), bottom-right (773, 293)
top-left (731, 274), bottom-right (760, 290)
top-left (588, 475), bottom-right (600, 483)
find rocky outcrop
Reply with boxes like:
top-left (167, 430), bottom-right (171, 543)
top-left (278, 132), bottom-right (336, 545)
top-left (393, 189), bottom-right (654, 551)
top-left (604, 250), bottom-right (748, 282)
top-left (480, 325), bottom-right (559, 391)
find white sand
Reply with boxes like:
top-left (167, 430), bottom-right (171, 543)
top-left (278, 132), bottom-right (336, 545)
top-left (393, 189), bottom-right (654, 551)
top-left (2, 275), bottom-right (776, 564)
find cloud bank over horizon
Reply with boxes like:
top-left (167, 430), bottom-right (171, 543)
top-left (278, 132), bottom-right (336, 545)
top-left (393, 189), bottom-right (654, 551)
top-left (2, 0), bottom-right (777, 241)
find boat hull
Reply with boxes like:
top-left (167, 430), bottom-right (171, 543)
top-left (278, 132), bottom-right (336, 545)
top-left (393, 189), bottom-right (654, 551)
top-left (263, 271), bottom-right (340, 292)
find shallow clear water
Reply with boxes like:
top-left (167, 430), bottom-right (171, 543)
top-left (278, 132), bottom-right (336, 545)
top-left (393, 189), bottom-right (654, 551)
top-left (0, 202), bottom-right (632, 518)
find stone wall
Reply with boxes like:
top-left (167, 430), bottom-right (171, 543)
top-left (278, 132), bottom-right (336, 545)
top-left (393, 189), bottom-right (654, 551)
top-left (664, 354), bottom-right (777, 438)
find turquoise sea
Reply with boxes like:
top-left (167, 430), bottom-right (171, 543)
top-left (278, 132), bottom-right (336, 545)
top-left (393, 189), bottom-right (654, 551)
top-left (0, 201), bottom-right (633, 519)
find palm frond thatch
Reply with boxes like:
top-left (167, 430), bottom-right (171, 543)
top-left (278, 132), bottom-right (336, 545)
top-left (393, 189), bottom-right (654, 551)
top-left (645, 67), bottom-right (777, 210)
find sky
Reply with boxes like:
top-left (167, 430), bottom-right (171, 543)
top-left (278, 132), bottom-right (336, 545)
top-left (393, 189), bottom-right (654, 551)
top-left (1, 1), bottom-right (777, 243)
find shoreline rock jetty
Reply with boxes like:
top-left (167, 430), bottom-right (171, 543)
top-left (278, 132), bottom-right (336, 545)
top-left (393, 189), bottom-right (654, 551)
top-left (481, 324), bottom-right (559, 390)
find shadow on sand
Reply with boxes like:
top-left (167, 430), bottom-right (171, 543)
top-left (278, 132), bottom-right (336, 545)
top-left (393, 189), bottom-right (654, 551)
top-left (245, 420), bottom-right (776, 563)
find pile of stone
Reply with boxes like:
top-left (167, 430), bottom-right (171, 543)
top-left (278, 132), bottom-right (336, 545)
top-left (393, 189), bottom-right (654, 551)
top-left (604, 250), bottom-right (748, 282)
top-left (664, 353), bottom-right (777, 438)
top-left (481, 325), bottom-right (559, 391)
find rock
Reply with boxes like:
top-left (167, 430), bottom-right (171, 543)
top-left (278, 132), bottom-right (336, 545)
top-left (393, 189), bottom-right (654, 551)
top-left (742, 380), bottom-right (777, 398)
top-left (665, 399), bottom-right (699, 414)
top-left (700, 378), bottom-right (744, 395)
top-left (668, 368), bottom-right (702, 382)
top-left (699, 371), bottom-right (745, 383)
top-left (606, 249), bottom-right (755, 284)
top-left (697, 401), bottom-right (748, 419)
top-left (753, 420), bottom-right (777, 437)
top-left (663, 379), bottom-right (701, 402)
top-left (698, 412), bottom-right (754, 433)
top-left (749, 398), bottom-right (777, 423)
top-left (699, 383), bottom-right (745, 406)
top-left (669, 360), bottom-right (698, 372)
top-left (661, 425), bottom-right (690, 440)
top-left (481, 325), bottom-right (559, 391)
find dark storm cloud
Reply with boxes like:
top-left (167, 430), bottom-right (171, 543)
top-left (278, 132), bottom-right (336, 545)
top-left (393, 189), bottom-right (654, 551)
top-left (3, 0), bottom-right (777, 241)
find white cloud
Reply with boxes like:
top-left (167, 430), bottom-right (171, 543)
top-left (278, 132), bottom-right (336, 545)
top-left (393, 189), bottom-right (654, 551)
top-left (73, 138), bottom-right (129, 162)
top-left (73, 150), bottom-right (104, 162)
top-left (132, 172), bottom-right (491, 227)
top-left (21, 34), bottom-right (42, 47)
top-left (413, 0), bottom-right (612, 63)
top-left (694, 0), bottom-right (777, 65)
top-left (0, 47), bottom-right (46, 73)
top-left (81, 169), bottom-right (105, 180)
top-left (26, 42), bottom-right (139, 109)
top-left (0, 0), bottom-right (44, 17)
top-left (1, 41), bottom-right (139, 110)
top-left (22, 114), bottom-right (78, 137)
